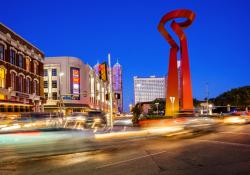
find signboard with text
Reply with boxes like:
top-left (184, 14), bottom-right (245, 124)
top-left (70, 67), bottom-right (80, 100)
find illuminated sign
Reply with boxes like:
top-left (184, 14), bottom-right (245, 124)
top-left (99, 62), bottom-right (107, 81)
top-left (70, 67), bottom-right (80, 100)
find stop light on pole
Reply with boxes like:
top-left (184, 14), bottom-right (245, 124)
top-left (99, 62), bottom-right (107, 81)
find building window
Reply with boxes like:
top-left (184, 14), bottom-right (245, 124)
top-left (19, 76), bottom-right (24, 92)
top-left (18, 54), bottom-right (23, 68)
top-left (44, 93), bottom-right (48, 99)
top-left (0, 44), bottom-right (4, 60)
top-left (26, 78), bottom-right (30, 94)
top-left (10, 50), bottom-right (16, 65)
top-left (0, 67), bottom-right (6, 88)
top-left (26, 57), bottom-right (30, 71)
top-left (44, 81), bottom-right (48, 88)
top-left (52, 80), bottom-right (57, 88)
top-left (10, 72), bottom-right (16, 90)
top-left (52, 69), bottom-right (57, 76)
top-left (33, 80), bottom-right (39, 95)
top-left (52, 92), bottom-right (57, 100)
top-left (33, 61), bottom-right (38, 74)
top-left (44, 69), bottom-right (48, 76)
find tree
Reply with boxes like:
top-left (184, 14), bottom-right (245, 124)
top-left (131, 103), bottom-right (142, 124)
top-left (193, 98), bottom-right (202, 107)
top-left (150, 98), bottom-right (165, 115)
top-left (213, 86), bottom-right (250, 108)
top-left (131, 103), bottom-right (142, 117)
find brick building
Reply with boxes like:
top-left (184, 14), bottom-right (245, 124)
top-left (0, 23), bottom-right (45, 113)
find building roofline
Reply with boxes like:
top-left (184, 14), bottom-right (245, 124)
top-left (0, 23), bottom-right (44, 55)
top-left (45, 56), bottom-right (85, 63)
top-left (133, 76), bottom-right (166, 79)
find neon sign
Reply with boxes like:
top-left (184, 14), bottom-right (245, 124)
top-left (70, 67), bottom-right (80, 100)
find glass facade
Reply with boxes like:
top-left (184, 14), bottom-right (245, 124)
top-left (134, 76), bottom-right (166, 104)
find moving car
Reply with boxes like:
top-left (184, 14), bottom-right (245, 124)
top-left (64, 111), bottom-right (107, 129)
top-left (224, 112), bottom-right (250, 124)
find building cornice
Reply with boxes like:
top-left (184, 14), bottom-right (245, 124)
top-left (0, 31), bottom-right (44, 63)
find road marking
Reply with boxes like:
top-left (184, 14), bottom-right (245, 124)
top-left (219, 131), bottom-right (250, 136)
top-left (97, 150), bottom-right (169, 169)
top-left (197, 139), bottom-right (250, 148)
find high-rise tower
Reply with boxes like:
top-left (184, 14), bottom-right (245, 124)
top-left (112, 60), bottom-right (123, 112)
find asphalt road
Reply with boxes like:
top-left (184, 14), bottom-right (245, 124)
top-left (0, 124), bottom-right (250, 175)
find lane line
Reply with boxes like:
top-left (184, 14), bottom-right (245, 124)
top-left (219, 131), bottom-right (250, 136)
top-left (196, 139), bottom-right (250, 148)
top-left (97, 150), bottom-right (169, 169)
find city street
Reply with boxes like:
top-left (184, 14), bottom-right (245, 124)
top-left (0, 124), bottom-right (250, 175)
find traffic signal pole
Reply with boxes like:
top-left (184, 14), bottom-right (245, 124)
top-left (108, 53), bottom-right (113, 129)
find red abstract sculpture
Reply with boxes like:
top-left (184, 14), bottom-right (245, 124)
top-left (158, 9), bottom-right (195, 116)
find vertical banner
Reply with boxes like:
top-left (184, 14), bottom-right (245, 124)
top-left (70, 67), bottom-right (80, 100)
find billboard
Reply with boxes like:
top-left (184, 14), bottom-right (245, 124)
top-left (70, 67), bottom-right (80, 100)
top-left (99, 62), bottom-right (107, 81)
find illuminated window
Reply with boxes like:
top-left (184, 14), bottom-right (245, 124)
top-left (10, 50), bottom-right (16, 65)
top-left (18, 54), bottom-right (23, 68)
top-left (10, 72), bottom-right (16, 90)
top-left (0, 44), bottom-right (4, 60)
top-left (26, 57), bottom-right (30, 71)
top-left (0, 67), bottom-right (6, 88)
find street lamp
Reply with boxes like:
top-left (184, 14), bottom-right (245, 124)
top-left (129, 104), bottom-right (133, 113)
top-left (155, 102), bottom-right (159, 116)
top-left (59, 72), bottom-right (64, 116)
top-left (208, 104), bottom-right (213, 115)
top-left (169, 96), bottom-right (175, 117)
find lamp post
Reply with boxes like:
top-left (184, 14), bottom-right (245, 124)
top-left (59, 72), bottom-right (64, 117)
top-left (155, 102), bottom-right (159, 116)
top-left (170, 96), bottom-right (175, 117)
top-left (108, 53), bottom-right (113, 129)
top-left (129, 104), bottom-right (133, 113)
top-left (206, 83), bottom-right (209, 116)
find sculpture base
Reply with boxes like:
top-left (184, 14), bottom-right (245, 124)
top-left (175, 109), bottom-right (195, 117)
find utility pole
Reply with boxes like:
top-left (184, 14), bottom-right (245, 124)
top-left (206, 82), bottom-right (209, 116)
top-left (108, 53), bottom-right (113, 129)
top-left (59, 72), bottom-right (64, 117)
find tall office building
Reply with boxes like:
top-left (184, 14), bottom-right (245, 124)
top-left (134, 76), bottom-right (166, 104)
top-left (112, 61), bottom-right (123, 112)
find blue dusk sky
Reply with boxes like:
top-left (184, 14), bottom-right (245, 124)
top-left (1, 0), bottom-right (250, 111)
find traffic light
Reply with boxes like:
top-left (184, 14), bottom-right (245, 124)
top-left (99, 62), bottom-right (107, 81)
